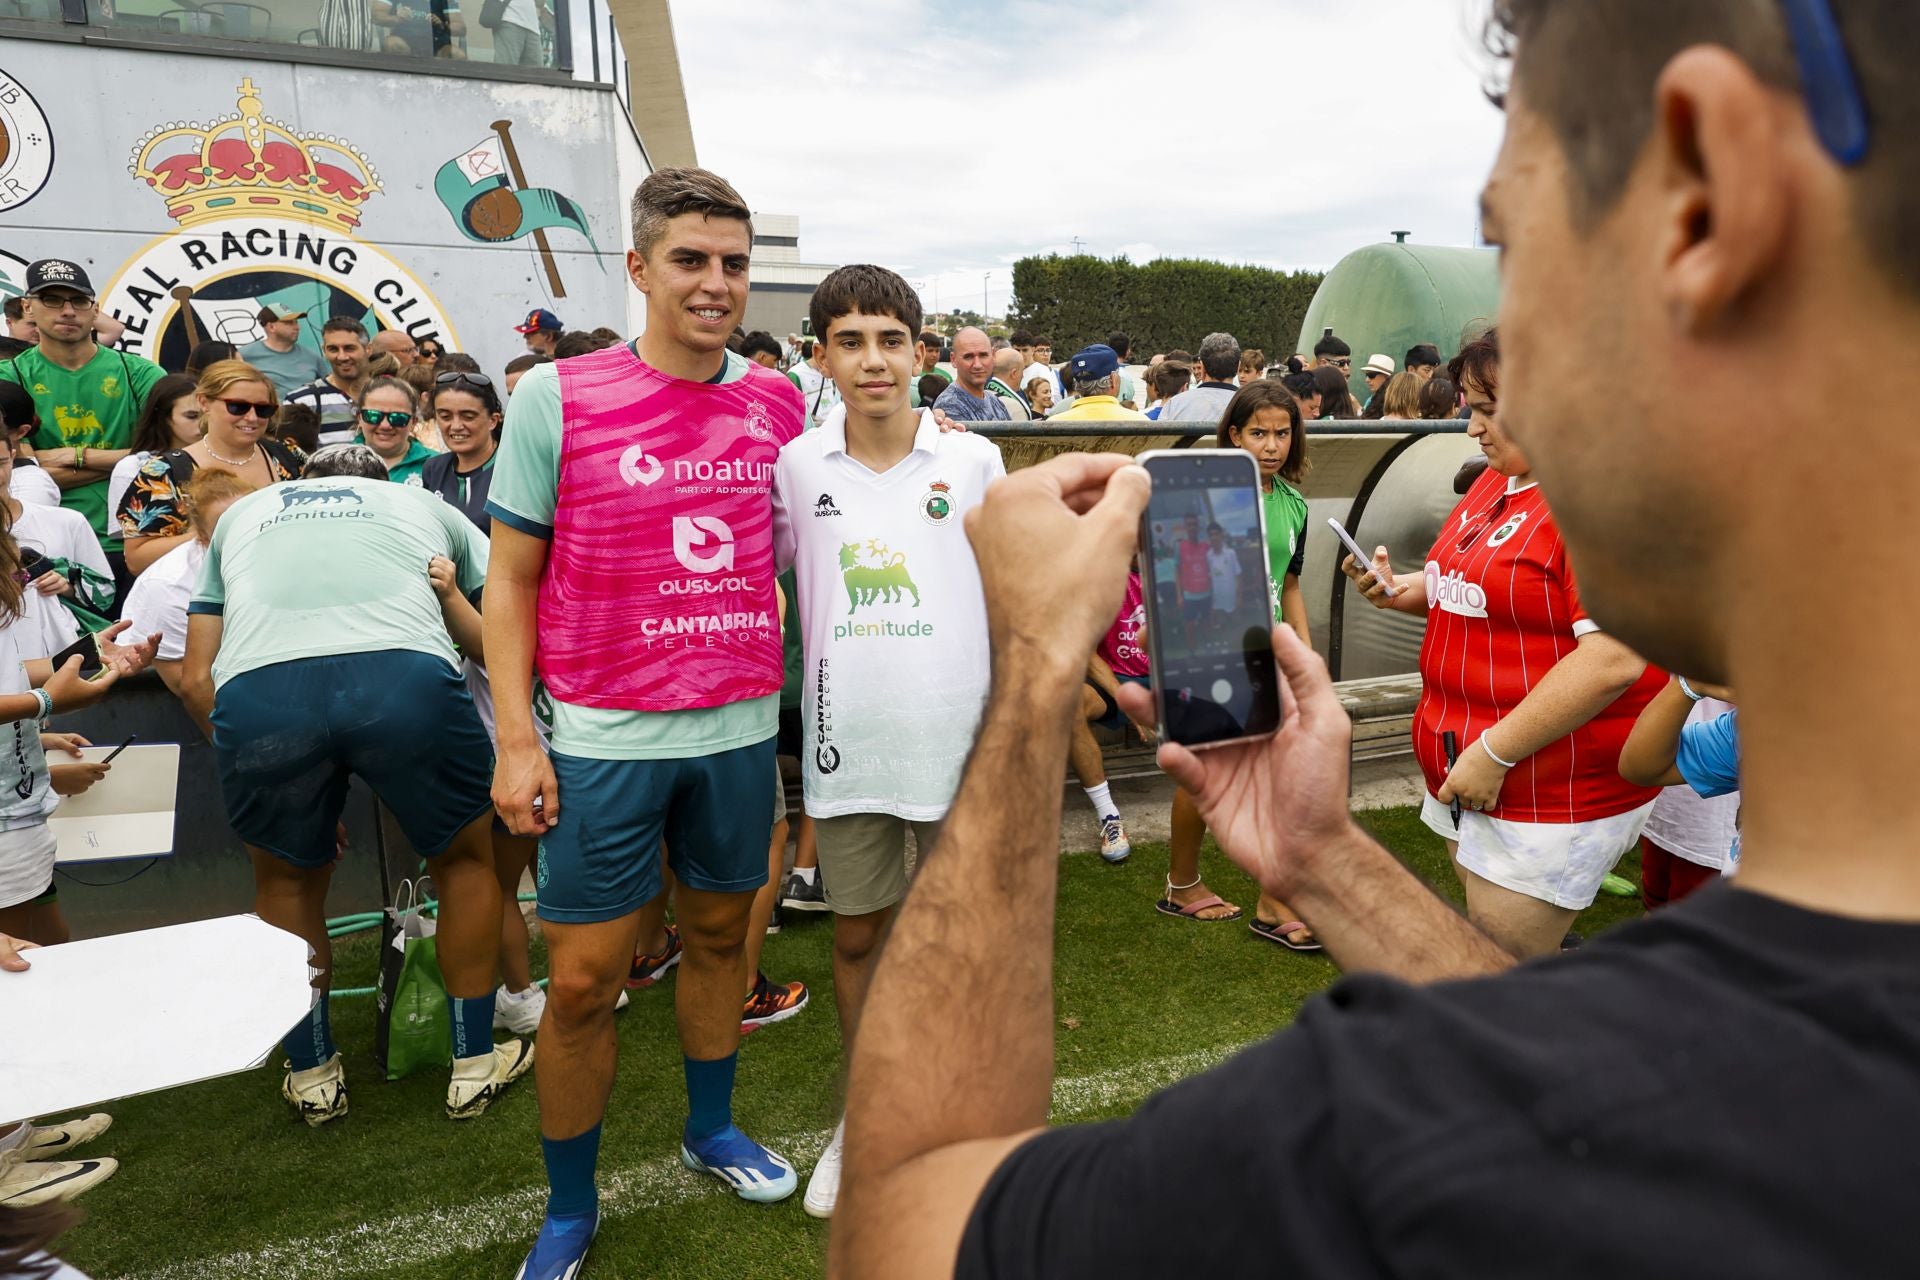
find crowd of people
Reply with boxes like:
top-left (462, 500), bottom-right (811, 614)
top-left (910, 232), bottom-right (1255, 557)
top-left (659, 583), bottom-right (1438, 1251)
top-left (3, 1), bottom-right (1890, 1264)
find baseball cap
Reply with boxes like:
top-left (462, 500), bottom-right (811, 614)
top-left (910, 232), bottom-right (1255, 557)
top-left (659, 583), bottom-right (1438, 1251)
top-left (258, 303), bottom-right (307, 323)
top-left (24, 259), bottom-right (94, 299)
top-left (1068, 344), bottom-right (1120, 381)
top-left (514, 308), bottom-right (564, 334)
top-left (1363, 354), bottom-right (1396, 378)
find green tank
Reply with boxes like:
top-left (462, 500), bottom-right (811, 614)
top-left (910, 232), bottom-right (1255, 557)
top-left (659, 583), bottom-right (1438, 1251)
top-left (1296, 240), bottom-right (1500, 402)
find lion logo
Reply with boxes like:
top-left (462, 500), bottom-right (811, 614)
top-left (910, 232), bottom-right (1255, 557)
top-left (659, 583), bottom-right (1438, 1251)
top-left (277, 485), bottom-right (364, 510)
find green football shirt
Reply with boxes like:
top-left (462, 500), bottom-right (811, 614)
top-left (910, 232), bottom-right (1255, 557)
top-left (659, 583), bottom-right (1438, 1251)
top-left (2, 345), bottom-right (166, 546)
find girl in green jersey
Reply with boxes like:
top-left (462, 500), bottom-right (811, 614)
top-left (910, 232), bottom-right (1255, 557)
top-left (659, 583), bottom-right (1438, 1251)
top-left (1157, 382), bottom-right (1322, 949)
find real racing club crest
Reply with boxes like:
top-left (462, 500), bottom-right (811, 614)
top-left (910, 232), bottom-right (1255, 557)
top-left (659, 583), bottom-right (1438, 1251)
top-left (100, 78), bottom-right (458, 371)
top-left (919, 480), bottom-right (954, 527)
top-left (742, 398), bottom-right (775, 443)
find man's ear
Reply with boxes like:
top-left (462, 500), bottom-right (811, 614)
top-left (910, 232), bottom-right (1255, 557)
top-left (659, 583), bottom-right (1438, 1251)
top-left (625, 248), bottom-right (650, 296)
top-left (1653, 46), bottom-right (1795, 333)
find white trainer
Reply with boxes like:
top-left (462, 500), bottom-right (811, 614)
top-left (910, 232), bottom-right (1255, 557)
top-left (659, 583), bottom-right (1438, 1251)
top-left (446, 1038), bottom-right (535, 1120)
top-left (282, 1054), bottom-right (348, 1127)
top-left (0, 1156), bottom-right (119, 1206)
top-left (493, 984), bottom-right (548, 1036)
top-left (804, 1118), bottom-right (845, 1219)
top-left (21, 1113), bottom-right (112, 1158)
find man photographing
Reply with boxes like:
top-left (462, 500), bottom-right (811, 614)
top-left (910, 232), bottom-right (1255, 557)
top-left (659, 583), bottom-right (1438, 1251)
top-left (834, 3), bottom-right (1920, 1276)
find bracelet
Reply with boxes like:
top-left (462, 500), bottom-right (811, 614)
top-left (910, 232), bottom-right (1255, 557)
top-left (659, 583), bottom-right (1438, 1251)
top-left (1479, 734), bottom-right (1519, 769)
top-left (31, 688), bottom-right (52, 721)
top-left (74, 446), bottom-right (86, 472)
top-left (1677, 677), bottom-right (1705, 702)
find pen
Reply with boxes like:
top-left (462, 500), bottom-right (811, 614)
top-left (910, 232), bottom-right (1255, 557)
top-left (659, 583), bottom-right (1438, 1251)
top-left (1443, 731), bottom-right (1462, 828)
top-left (101, 734), bottom-right (137, 765)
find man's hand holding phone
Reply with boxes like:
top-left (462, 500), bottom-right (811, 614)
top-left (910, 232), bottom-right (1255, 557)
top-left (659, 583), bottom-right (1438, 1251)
top-left (1115, 625), bottom-right (1361, 901)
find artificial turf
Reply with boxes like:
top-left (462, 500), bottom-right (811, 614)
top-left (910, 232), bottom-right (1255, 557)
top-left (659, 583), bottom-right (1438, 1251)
top-left (57, 805), bottom-right (1647, 1280)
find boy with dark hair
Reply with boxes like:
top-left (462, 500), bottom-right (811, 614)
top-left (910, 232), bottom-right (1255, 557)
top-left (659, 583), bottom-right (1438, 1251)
top-left (771, 263), bottom-right (1004, 1220)
top-left (740, 330), bottom-right (784, 369)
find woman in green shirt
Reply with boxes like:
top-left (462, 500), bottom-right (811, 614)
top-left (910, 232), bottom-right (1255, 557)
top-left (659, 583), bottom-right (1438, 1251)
top-left (1159, 383), bottom-right (1322, 949)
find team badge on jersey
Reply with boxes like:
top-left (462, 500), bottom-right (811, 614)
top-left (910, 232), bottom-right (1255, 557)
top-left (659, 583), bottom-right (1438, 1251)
top-left (742, 398), bottom-right (775, 443)
top-left (1487, 511), bottom-right (1528, 548)
top-left (920, 480), bottom-right (954, 526)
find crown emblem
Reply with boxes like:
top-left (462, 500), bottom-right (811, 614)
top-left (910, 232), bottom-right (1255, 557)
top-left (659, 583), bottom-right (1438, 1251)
top-left (928, 481), bottom-right (951, 493)
top-left (127, 78), bottom-right (383, 230)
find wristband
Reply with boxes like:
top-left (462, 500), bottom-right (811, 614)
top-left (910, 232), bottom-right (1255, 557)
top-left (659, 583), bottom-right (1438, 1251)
top-left (31, 688), bottom-right (52, 721)
top-left (1479, 734), bottom-right (1519, 770)
top-left (1677, 677), bottom-right (1705, 702)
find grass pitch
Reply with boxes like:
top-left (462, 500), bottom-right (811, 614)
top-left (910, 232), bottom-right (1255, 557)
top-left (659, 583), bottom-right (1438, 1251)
top-left (58, 806), bottom-right (1646, 1280)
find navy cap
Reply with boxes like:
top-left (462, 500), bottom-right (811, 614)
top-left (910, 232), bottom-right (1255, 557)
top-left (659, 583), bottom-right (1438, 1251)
top-left (514, 308), bottom-right (564, 334)
top-left (1068, 344), bottom-right (1120, 381)
top-left (24, 259), bottom-right (94, 299)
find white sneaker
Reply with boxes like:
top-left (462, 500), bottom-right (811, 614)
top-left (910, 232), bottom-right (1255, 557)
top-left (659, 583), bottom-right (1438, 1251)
top-left (493, 984), bottom-right (548, 1036)
top-left (282, 1053), bottom-right (348, 1127)
top-left (21, 1113), bottom-right (112, 1158)
top-left (803, 1118), bottom-right (844, 1219)
top-left (0, 1155), bottom-right (118, 1206)
top-left (446, 1038), bottom-right (534, 1120)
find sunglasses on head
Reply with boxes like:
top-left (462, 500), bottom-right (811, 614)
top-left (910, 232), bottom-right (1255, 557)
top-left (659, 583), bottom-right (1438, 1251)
top-left (359, 408), bottom-right (414, 428)
top-left (222, 399), bottom-right (275, 419)
top-left (435, 370), bottom-right (494, 390)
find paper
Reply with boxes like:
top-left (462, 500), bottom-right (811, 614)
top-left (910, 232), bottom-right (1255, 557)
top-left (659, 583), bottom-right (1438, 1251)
top-left (50, 743), bottom-right (180, 865)
top-left (0, 915), bottom-right (312, 1125)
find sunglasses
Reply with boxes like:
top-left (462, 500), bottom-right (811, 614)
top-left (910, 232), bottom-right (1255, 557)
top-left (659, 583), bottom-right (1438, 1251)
top-left (222, 399), bottom-right (276, 419)
top-left (435, 370), bottom-right (494, 390)
top-left (359, 408), bottom-right (415, 428)
top-left (32, 293), bottom-right (93, 310)
top-left (1329, 358), bottom-right (1352, 369)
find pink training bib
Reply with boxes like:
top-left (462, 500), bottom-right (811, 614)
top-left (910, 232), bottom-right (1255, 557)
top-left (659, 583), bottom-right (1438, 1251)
top-left (538, 345), bottom-right (805, 711)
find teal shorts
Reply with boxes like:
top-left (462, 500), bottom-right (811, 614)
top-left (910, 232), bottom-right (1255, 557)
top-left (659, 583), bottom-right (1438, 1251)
top-left (211, 650), bottom-right (495, 868)
top-left (535, 738), bottom-right (776, 924)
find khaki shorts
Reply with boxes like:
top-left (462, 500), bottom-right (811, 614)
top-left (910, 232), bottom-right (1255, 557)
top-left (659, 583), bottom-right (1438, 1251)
top-left (814, 812), bottom-right (942, 916)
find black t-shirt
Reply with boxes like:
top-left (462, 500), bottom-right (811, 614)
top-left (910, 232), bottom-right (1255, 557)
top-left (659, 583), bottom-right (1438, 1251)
top-left (958, 886), bottom-right (1920, 1278)
top-left (419, 448), bottom-right (494, 532)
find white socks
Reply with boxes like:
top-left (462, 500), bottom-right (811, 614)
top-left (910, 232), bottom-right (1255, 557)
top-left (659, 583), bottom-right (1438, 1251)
top-left (1084, 783), bottom-right (1119, 823)
top-left (791, 865), bottom-right (818, 885)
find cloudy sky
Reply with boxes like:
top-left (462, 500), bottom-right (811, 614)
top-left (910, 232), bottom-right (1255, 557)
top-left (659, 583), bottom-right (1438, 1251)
top-left (668, 0), bottom-right (1508, 317)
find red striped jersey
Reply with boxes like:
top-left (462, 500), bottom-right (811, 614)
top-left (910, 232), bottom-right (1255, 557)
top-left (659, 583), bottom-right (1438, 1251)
top-left (1413, 467), bottom-right (1664, 824)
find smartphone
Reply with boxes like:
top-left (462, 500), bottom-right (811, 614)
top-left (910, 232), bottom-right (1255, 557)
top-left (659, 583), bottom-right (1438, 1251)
top-left (18, 547), bottom-right (48, 579)
top-left (1136, 449), bottom-right (1282, 750)
top-left (50, 630), bottom-right (102, 676)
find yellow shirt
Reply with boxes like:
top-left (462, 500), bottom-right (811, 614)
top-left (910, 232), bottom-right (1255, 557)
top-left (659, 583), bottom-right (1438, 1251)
top-left (1049, 394), bottom-right (1147, 422)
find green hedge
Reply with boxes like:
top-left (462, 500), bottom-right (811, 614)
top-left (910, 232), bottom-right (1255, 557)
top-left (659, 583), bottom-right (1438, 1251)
top-left (1009, 255), bottom-right (1325, 362)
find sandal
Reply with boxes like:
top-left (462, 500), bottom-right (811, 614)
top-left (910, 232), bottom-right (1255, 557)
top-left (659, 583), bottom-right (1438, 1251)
top-left (1154, 876), bottom-right (1243, 922)
top-left (1251, 919), bottom-right (1323, 952)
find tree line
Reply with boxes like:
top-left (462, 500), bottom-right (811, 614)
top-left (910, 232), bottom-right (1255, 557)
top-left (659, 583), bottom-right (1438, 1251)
top-left (1008, 255), bottom-right (1326, 359)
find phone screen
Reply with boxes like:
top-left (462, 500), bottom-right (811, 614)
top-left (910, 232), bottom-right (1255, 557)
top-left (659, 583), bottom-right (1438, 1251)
top-left (1137, 450), bottom-right (1282, 749)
